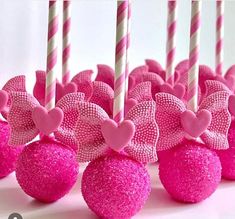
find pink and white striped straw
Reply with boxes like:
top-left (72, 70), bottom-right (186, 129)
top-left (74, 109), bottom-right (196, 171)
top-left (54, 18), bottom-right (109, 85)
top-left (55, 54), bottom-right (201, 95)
top-left (125, 1), bottom-right (131, 99)
top-left (215, 0), bottom-right (224, 76)
top-left (165, 0), bottom-right (177, 85)
top-left (62, 0), bottom-right (71, 85)
top-left (113, 1), bottom-right (129, 123)
top-left (45, 0), bottom-right (59, 110)
top-left (187, 0), bottom-right (202, 112)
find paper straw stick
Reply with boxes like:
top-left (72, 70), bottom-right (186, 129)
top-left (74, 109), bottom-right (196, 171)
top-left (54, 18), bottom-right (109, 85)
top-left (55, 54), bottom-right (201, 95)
top-left (125, 1), bottom-right (131, 99)
top-left (165, 0), bottom-right (177, 85)
top-left (113, 1), bottom-right (128, 123)
top-left (62, 0), bottom-right (71, 85)
top-left (215, 0), bottom-right (224, 76)
top-left (45, 1), bottom-right (59, 110)
top-left (187, 1), bottom-right (202, 112)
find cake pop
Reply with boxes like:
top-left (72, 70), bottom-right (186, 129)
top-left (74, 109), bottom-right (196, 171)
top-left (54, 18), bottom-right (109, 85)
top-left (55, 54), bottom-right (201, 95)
top-left (7, 92), bottom-right (79, 202)
top-left (73, 101), bottom-right (158, 218)
top-left (155, 91), bottom-right (231, 203)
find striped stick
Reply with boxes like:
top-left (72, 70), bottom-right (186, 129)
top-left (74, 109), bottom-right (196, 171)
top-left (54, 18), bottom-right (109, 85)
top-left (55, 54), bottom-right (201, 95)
top-left (125, 0), bottom-right (131, 99)
top-left (187, 1), bottom-right (202, 112)
top-left (113, 1), bottom-right (129, 123)
top-left (62, 0), bottom-right (71, 85)
top-left (165, 0), bottom-right (177, 85)
top-left (45, 1), bottom-right (59, 110)
top-left (215, 0), bottom-right (224, 76)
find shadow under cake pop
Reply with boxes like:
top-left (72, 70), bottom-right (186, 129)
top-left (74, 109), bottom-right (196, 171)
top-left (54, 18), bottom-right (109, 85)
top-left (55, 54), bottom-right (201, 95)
top-left (69, 100), bottom-right (158, 219)
top-left (7, 91), bottom-right (80, 203)
top-left (155, 91), bottom-right (231, 203)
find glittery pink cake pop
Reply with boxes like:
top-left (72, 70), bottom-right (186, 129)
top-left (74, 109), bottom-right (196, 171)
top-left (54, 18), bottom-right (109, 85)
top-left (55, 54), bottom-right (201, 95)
top-left (71, 101), bottom-right (158, 218)
top-left (159, 140), bottom-right (221, 203)
top-left (155, 91), bottom-right (231, 203)
top-left (16, 137), bottom-right (78, 203)
top-left (0, 121), bottom-right (24, 179)
top-left (7, 92), bottom-right (79, 202)
top-left (82, 152), bottom-right (151, 219)
top-left (217, 119), bottom-right (235, 180)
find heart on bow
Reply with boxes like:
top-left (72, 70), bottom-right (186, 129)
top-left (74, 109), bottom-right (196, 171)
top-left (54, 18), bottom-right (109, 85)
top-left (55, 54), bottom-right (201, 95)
top-left (229, 95), bottom-right (235, 116)
top-left (101, 119), bottom-right (135, 152)
top-left (181, 109), bottom-right (212, 138)
top-left (160, 83), bottom-right (185, 99)
top-left (32, 106), bottom-right (64, 136)
top-left (56, 82), bottom-right (77, 102)
top-left (0, 90), bottom-right (9, 112)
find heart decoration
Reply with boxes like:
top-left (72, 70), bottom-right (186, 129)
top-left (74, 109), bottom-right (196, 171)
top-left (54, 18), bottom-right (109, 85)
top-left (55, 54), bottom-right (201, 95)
top-left (0, 90), bottom-right (9, 112)
top-left (101, 119), bottom-right (135, 152)
top-left (32, 106), bottom-right (64, 136)
top-left (181, 109), bottom-right (212, 138)
top-left (160, 83), bottom-right (185, 99)
top-left (56, 82), bottom-right (77, 102)
top-left (229, 95), bottom-right (235, 116)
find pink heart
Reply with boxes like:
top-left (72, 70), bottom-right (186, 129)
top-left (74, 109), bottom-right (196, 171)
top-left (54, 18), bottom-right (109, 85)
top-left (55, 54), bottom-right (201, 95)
top-left (160, 83), bottom-right (185, 99)
top-left (32, 106), bottom-right (64, 136)
top-left (181, 109), bottom-right (212, 138)
top-left (125, 98), bottom-right (138, 115)
top-left (229, 95), bottom-right (235, 116)
top-left (0, 90), bottom-right (8, 112)
top-left (101, 119), bottom-right (135, 152)
top-left (56, 82), bottom-right (77, 102)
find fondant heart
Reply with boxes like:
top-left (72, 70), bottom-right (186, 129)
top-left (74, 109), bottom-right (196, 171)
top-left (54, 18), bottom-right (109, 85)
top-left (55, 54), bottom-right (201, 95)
top-left (125, 98), bottom-right (138, 115)
top-left (32, 106), bottom-right (64, 136)
top-left (181, 109), bottom-right (212, 138)
top-left (56, 82), bottom-right (77, 102)
top-left (101, 119), bottom-right (135, 152)
top-left (0, 90), bottom-right (8, 112)
top-left (229, 95), bottom-right (235, 116)
top-left (160, 83), bottom-right (185, 99)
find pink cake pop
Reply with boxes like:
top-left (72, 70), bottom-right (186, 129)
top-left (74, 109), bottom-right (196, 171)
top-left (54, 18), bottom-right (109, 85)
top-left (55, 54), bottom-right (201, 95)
top-left (71, 101), bottom-right (158, 218)
top-left (155, 90), bottom-right (231, 203)
top-left (7, 92), bottom-right (79, 202)
top-left (0, 76), bottom-right (26, 178)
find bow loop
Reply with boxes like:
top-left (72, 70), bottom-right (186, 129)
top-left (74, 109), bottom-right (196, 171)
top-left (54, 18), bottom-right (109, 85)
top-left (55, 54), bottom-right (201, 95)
top-left (2, 75), bottom-right (26, 118)
top-left (155, 93), bottom-right (186, 151)
top-left (96, 64), bottom-right (114, 89)
top-left (54, 92), bottom-right (85, 150)
top-left (199, 91), bottom-right (231, 150)
top-left (125, 101), bottom-right (158, 163)
top-left (75, 102), bottom-right (109, 162)
top-left (128, 81), bottom-right (153, 102)
top-left (71, 70), bottom-right (94, 100)
top-left (8, 92), bottom-right (39, 145)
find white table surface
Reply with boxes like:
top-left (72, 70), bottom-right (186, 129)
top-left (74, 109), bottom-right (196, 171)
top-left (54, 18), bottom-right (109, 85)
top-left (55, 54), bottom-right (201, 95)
top-left (0, 163), bottom-right (235, 219)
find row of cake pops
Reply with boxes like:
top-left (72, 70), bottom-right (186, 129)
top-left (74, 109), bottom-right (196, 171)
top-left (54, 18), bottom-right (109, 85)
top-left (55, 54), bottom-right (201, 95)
top-left (0, 1), bottom-right (235, 219)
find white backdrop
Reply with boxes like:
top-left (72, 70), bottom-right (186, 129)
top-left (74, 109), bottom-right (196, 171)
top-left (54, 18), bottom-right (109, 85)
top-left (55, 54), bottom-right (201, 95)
top-left (0, 0), bottom-right (235, 91)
